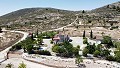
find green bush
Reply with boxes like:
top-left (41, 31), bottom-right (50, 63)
top-left (41, 31), bottom-right (57, 39)
top-left (82, 48), bottom-right (89, 57)
top-left (72, 47), bottom-right (79, 56)
top-left (83, 38), bottom-right (88, 44)
top-left (50, 40), bottom-right (53, 44)
top-left (93, 50), bottom-right (100, 57)
top-left (34, 50), bottom-right (51, 56)
top-left (52, 41), bottom-right (79, 58)
top-left (10, 43), bottom-right (22, 51)
top-left (106, 55), bottom-right (115, 61)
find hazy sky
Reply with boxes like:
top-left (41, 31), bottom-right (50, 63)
top-left (0, 0), bottom-right (119, 16)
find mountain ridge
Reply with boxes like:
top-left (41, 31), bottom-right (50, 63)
top-left (0, 1), bottom-right (120, 32)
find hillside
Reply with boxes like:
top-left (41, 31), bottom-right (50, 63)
top-left (91, 1), bottom-right (120, 19)
top-left (0, 8), bottom-right (76, 32)
top-left (0, 1), bottom-right (120, 32)
top-left (78, 1), bottom-right (120, 27)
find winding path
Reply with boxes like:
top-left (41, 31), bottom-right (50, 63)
top-left (0, 30), bottom-right (28, 62)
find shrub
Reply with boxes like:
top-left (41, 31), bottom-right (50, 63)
top-left (93, 50), bottom-right (100, 57)
top-left (10, 44), bottom-right (22, 51)
top-left (83, 38), bottom-right (88, 44)
top-left (106, 55), bottom-right (115, 61)
top-left (82, 48), bottom-right (89, 57)
top-left (34, 50), bottom-right (51, 56)
top-left (50, 40), bottom-right (53, 44)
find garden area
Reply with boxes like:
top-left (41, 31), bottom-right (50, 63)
top-left (82, 35), bottom-right (120, 63)
top-left (9, 31), bottom-right (57, 56)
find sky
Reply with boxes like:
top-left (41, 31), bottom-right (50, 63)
top-left (0, 0), bottom-right (119, 16)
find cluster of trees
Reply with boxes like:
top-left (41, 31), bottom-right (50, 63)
top-left (82, 36), bottom-right (113, 57)
top-left (82, 43), bottom-right (110, 58)
top-left (105, 41), bottom-right (120, 63)
top-left (109, 41), bottom-right (120, 62)
top-left (101, 36), bottom-right (120, 63)
top-left (52, 41), bottom-right (80, 57)
top-left (101, 36), bottom-right (113, 48)
top-left (10, 37), bottom-right (35, 53)
top-left (82, 35), bottom-right (120, 63)
top-left (10, 31), bottom-right (53, 56)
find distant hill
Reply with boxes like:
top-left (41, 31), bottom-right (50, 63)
top-left (0, 1), bottom-right (120, 32)
top-left (91, 1), bottom-right (120, 18)
top-left (0, 8), bottom-right (76, 32)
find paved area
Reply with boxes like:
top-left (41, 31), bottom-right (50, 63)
top-left (70, 37), bottom-right (101, 50)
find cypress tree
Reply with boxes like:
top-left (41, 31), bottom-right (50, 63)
top-left (36, 29), bottom-right (39, 37)
top-left (0, 27), bottom-right (2, 33)
top-left (83, 30), bottom-right (85, 38)
top-left (31, 33), bottom-right (34, 40)
top-left (90, 30), bottom-right (93, 39)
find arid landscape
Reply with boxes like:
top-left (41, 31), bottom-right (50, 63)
top-left (0, 0), bottom-right (120, 68)
top-left (0, 30), bottom-right (23, 51)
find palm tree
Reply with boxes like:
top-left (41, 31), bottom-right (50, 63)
top-left (5, 63), bottom-right (13, 68)
top-left (18, 62), bottom-right (26, 68)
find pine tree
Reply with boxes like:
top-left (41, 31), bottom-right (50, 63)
top-left (82, 10), bottom-right (85, 13)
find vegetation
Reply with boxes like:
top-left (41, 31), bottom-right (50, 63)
top-left (86, 43), bottom-right (96, 54)
top-left (90, 30), bottom-right (93, 39)
top-left (93, 50), bottom-right (100, 57)
top-left (0, 8), bottom-right (76, 32)
top-left (82, 48), bottom-right (89, 57)
top-left (113, 41), bottom-right (120, 48)
top-left (9, 31), bottom-right (54, 55)
top-left (75, 56), bottom-right (83, 65)
top-left (101, 36), bottom-right (113, 48)
top-left (39, 31), bottom-right (57, 39)
top-left (83, 37), bottom-right (88, 44)
top-left (5, 63), bottom-right (13, 68)
top-left (52, 41), bottom-right (79, 57)
top-left (82, 10), bottom-right (85, 13)
top-left (83, 30), bottom-right (85, 38)
top-left (18, 62), bottom-right (26, 68)
top-left (34, 50), bottom-right (51, 56)
top-left (0, 27), bottom-right (2, 33)
top-left (106, 55), bottom-right (115, 61)
top-left (115, 51), bottom-right (120, 62)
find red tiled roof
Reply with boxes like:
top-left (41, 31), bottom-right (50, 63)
top-left (53, 37), bottom-right (60, 40)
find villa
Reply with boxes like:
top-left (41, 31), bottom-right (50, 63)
top-left (53, 34), bottom-right (72, 44)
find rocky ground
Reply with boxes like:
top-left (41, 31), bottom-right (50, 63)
top-left (0, 31), bottom-right (23, 51)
